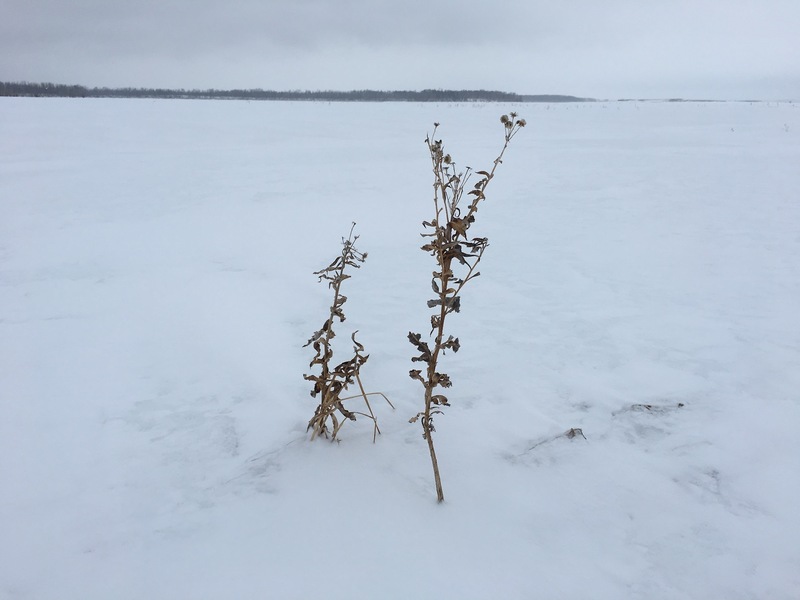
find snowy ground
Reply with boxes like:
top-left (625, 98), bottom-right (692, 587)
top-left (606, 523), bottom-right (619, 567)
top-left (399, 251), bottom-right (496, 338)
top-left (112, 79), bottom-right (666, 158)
top-left (1, 98), bottom-right (799, 599)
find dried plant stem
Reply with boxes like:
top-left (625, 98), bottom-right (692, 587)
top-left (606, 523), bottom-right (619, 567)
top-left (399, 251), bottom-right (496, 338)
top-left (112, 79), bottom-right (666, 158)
top-left (351, 374), bottom-right (395, 442)
top-left (421, 280), bottom-right (450, 501)
top-left (409, 114), bottom-right (525, 502)
top-left (305, 224), bottom-right (393, 442)
top-left (424, 386), bottom-right (445, 501)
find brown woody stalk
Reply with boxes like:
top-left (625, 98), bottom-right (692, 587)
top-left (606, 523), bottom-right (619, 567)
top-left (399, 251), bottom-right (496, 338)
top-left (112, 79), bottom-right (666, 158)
top-left (304, 224), bottom-right (377, 441)
top-left (409, 114), bottom-right (525, 502)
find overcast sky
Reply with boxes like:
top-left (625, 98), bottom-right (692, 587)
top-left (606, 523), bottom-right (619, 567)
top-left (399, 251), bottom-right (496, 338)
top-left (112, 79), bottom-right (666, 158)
top-left (2, 0), bottom-right (798, 99)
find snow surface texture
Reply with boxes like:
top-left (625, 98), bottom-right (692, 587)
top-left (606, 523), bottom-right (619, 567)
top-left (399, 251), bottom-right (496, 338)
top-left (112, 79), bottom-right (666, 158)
top-left (1, 98), bottom-right (799, 599)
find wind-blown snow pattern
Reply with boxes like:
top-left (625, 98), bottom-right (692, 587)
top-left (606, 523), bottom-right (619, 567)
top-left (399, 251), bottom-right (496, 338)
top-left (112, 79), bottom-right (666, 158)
top-left (1, 98), bottom-right (798, 599)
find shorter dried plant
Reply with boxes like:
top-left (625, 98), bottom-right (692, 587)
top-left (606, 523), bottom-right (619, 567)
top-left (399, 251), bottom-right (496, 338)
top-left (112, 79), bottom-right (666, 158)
top-left (304, 224), bottom-right (393, 442)
top-left (409, 113), bottom-right (525, 502)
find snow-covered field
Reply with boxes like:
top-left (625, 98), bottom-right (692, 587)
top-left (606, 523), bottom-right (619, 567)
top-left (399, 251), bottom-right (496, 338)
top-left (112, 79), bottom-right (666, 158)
top-left (1, 97), bottom-right (798, 599)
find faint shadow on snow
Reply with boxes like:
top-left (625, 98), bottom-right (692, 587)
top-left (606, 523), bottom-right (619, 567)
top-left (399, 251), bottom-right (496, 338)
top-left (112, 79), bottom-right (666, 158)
top-left (504, 426), bottom-right (589, 466)
top-left (222, 437), bottom-right (305, 495)
top-left (508, 399), bottom-right (769, 522)
top-left (674, 462), bottom-right (765, 517)
top-left (106, 389), bottom-right (250, 521)
top-left (506, 400), bottom-right (688, 466)
top-left (123, 393), bottom-right (242, 461)
top-left (610, 401), bottom-right (687, 444)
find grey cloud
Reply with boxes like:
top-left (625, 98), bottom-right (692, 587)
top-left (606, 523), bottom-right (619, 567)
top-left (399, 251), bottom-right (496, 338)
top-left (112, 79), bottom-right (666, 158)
top-left (1, 0), bottom-right (798, 98)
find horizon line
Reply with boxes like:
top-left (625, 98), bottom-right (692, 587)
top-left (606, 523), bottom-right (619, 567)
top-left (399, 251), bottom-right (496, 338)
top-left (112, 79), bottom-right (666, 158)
top-left (0, 80), bottom-right (795, 103)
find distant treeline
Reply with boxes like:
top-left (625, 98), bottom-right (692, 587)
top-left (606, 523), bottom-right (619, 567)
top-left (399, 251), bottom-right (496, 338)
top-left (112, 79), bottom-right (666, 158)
top-left (0, 81), bottom-right (592, 103)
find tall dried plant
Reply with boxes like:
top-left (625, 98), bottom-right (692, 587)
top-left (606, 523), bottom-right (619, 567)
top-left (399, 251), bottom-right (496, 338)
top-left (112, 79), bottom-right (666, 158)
top-left (409, 114), bottom-right (525, 502)
top-left (304, 224), bottom-right (392, 442)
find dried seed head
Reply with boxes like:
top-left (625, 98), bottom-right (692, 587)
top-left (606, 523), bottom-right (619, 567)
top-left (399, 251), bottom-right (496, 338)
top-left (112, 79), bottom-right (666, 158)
top-left (500, 114), bottom-right (509, 124)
